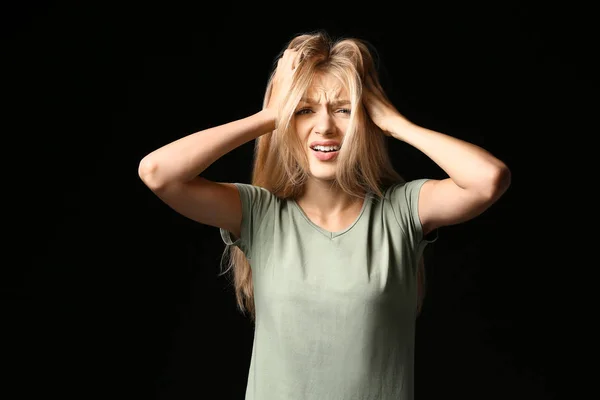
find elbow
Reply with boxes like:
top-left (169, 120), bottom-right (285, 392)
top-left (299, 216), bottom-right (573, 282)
top-left (486, 163), bottom-right (512, 201)
top-left (138, 156), bottom-right (165, 191)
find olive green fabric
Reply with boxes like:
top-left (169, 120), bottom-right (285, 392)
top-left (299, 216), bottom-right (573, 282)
top-left (220, 179), bottom-right (436, 400)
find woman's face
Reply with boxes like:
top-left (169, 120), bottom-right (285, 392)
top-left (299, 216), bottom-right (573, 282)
top-left (293, 73), bottom-right (351, 181)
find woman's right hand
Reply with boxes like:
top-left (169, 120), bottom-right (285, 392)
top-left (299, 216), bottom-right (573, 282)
top-left (266, 49), bottom-right (299, 117)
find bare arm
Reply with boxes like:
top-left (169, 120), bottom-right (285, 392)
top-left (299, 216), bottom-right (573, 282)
top-left (136, 110), bottom-right (276, 237)
top-left (387, 117), bottom-right (511, 234)
top-left (138, 109), bottom-right (275, 189)
top-left (364, 84), bottom-right (511, 236)
top-left (138, 48), bottom-right (299, 189)
top-left (137, 49), bottom-right (299, 236)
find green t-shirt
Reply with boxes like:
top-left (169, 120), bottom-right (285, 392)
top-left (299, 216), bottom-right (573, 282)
top-left (220, 178), bottom-right (436, 400)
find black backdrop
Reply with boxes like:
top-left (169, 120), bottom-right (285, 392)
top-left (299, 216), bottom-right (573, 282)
top-left (4, 2), bottom-right (589, 399)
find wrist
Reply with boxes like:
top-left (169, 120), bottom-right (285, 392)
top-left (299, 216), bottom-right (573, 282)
top-left (384, 115), bottom-right (413, 139)
top-left (258, 108), bottom-right (278, 129)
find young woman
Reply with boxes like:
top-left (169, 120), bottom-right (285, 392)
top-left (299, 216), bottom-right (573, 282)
top-left (138, 30), bottom-right (511, 400)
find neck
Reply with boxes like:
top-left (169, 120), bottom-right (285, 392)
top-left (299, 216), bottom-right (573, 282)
top-left (295, 178), bottom-right (365, 217)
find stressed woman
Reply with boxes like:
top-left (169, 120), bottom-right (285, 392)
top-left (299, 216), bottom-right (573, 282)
top-left (138, 30), bottom-right (511, 400)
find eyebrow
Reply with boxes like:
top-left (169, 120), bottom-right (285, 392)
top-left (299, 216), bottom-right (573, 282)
top-left (299, 98), bottom-right (351, 107)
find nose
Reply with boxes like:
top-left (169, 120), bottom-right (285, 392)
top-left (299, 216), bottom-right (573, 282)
top-left (314, 111), bottom-right (335, 136)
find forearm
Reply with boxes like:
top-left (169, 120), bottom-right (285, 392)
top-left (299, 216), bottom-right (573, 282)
top-left (387, 116), bottom-right (510, 195)
top-left (138, 108), bottom-right (276, 188)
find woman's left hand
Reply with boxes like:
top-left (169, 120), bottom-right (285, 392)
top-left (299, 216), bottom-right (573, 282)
top-left (363, 78), bottom-right (406, 136)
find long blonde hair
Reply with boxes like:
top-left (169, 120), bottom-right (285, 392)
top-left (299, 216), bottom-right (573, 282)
top-left (220, 30), bottom-right (427, 320)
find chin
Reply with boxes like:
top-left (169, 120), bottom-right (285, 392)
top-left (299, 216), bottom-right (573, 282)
top-left (309, 169), bottom-right (337, 182)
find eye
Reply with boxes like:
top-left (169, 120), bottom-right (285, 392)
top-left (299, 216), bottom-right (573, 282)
top-left (295, 108), bottom-right (313, 116)
top-left (337, 108), bottom-right (351, 114)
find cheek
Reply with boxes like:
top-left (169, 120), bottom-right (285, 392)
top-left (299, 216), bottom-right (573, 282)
top-left (294, 121), bottom-right (310, 138)
top-left (334, 120), bottom-right (349, 136)
top-left (336, 119), bottom-right (349, 130)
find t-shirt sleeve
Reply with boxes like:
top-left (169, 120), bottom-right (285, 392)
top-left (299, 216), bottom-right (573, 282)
top-left (219, 183), bottom-right (275, 259)
top-left (389, 178), bottom-right (438, 250)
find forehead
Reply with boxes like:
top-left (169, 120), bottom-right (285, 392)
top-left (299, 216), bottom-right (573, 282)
top-left (303, 73), bottom-right (348, 102)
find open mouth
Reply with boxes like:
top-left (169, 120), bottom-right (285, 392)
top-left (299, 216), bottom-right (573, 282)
top-left (310, 144), bottom-right (340, 161)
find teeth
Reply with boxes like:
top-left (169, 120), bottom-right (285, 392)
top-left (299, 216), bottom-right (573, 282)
top-left (312, 145), bottom-right (340, 151)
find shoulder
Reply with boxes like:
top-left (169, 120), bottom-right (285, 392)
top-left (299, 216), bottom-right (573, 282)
top-left (233, 183), bottom-right (279, 203)
top-left (233, 182), bottom-right (273, 196)
top-left (233, 183), bottom-right (283, 222)
top-left (382, 179), bottom-right (434, 240)
top-left (384, 178), bottom-right (430, 202)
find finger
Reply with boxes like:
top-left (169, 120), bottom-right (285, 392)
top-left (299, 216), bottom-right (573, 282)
top-left (283, 49), bottom-right (298, 67)
top-left (292, 54), bottom-right (299, 70)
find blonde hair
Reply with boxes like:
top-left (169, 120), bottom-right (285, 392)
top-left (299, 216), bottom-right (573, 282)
top-left (220, 30), bottom-right (427, 320)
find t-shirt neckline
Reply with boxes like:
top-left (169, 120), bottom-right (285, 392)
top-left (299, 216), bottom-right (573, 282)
top-left (291, 192), bottom-right (371, 239)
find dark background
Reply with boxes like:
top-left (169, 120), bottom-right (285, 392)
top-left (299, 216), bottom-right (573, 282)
top-left (4, 2), bottom-right (589, 399)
